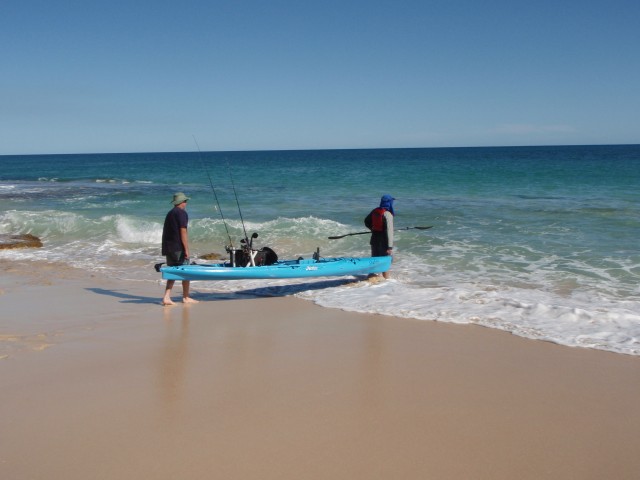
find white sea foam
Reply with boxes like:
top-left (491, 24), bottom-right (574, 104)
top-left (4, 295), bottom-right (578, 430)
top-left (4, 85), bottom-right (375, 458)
top-left (294, 274), bottom-right (640, 355)
top-left (175, 246), bottom-right (640, 356)
top-left (111, 215), bottom-right (162, 244)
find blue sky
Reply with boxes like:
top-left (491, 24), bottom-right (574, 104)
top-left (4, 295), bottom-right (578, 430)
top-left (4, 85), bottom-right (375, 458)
top-left (2, 0), bottom-right (639, 154)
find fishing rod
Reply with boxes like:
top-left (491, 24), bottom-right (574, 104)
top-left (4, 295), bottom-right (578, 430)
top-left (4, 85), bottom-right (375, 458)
top-left (192, 136), bottom-right (234, 248)
top-left (328, 225), bottom-right (433, 240)
top-left (226, 161), bottom-right (250, 246)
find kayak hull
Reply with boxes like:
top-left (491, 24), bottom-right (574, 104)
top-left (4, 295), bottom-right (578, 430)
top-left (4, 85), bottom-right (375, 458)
top-left (160, 256), bottom-right (392, 281)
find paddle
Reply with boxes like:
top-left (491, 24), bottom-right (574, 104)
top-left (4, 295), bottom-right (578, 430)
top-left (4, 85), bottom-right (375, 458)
top-left (328, 226), bottom-right (433, 240)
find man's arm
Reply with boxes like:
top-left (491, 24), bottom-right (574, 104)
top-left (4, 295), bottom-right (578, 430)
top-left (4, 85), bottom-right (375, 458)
top-left (385, 211), bottom-right (394, 250)
top-left (180, 227), bottom-right (190, 258)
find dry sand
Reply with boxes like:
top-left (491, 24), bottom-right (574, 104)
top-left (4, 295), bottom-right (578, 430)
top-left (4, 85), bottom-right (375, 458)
top-left (1, 262), bottom-right (639, 479)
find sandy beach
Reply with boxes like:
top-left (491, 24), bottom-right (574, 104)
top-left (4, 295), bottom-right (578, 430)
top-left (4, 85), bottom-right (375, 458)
top-left (2, 261), bottom-right (639, 480)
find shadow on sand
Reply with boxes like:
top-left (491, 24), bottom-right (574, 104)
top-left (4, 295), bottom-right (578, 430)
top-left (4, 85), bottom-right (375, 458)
top-left (86, 277), bottom-right (364, 305)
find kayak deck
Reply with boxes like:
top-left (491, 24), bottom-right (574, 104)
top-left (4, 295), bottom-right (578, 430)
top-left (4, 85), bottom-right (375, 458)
top-left (160, 256), bottom-right (392, 281)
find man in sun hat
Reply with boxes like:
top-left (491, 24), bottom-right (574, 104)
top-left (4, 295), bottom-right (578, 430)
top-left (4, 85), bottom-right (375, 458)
top-left (161, 192), bottom-right (198, 305)
top-left (364, 194), bottom-right (395, 279)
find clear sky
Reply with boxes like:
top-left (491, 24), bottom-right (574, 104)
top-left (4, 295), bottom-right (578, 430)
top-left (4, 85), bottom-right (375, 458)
top-left (2, 0), bottom-right (639, 154)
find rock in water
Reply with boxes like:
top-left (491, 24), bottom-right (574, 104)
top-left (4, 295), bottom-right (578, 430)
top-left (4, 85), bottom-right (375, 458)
top-left (0, 234), bottom-right (43, 249)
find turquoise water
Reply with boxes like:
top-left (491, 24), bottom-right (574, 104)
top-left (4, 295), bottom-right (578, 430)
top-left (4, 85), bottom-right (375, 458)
top-left (1, 145), bottom-right (639, 354)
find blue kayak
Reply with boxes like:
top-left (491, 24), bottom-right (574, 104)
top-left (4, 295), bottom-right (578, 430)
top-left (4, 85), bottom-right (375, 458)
top-left (160, 256), bottom-right (392, 281)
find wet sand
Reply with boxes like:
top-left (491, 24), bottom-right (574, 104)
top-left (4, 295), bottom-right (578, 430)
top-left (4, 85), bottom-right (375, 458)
top-left (1, 264), bottom-right (640, 479)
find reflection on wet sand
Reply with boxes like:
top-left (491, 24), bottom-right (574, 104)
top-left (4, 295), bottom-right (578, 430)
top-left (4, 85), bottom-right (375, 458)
top-left (158, 305), bottom-right (191, 419)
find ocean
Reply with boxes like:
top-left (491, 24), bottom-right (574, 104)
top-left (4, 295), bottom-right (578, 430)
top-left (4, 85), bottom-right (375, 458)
top-left (1, 145), bottom-right (639, 355)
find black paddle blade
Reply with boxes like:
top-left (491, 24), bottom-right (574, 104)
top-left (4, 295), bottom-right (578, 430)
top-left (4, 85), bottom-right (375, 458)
top-left (327, 231), bottom-right (369, 239)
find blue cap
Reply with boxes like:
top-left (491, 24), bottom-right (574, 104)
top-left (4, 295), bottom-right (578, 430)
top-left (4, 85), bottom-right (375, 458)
top-left (380, 194), bottom-right (395, 215)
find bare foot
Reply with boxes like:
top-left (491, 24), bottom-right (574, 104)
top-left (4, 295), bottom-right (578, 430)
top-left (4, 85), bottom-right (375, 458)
top-left (183, 297), bottom-right (199, 304)
top-left (162, 299), bottom-right (176, 306)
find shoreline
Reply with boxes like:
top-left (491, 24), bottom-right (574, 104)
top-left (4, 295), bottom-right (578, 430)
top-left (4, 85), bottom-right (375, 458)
top-left (2, 264), bottom-right (640, 479)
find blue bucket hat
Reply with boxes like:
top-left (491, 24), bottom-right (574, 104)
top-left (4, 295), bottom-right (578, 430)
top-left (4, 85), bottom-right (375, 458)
top-left (380, 194), bottom-right (395, 215)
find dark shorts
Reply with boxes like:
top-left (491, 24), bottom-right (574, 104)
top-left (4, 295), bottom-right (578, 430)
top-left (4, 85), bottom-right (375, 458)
top-left (165, 251), bottom-right (186, 266)
top-left (370, 235), bottom-right (390, 257)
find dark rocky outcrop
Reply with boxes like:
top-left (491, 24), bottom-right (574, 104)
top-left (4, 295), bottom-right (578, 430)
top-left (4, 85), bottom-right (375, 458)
top-left (198, 252), bottom-right (224, 261)
top-left (0, 234), bottom-right (43, 250)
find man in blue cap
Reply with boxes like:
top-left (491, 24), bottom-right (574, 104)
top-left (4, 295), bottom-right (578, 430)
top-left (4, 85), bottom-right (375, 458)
top-left (364, 194), bottom-right (395, 279)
